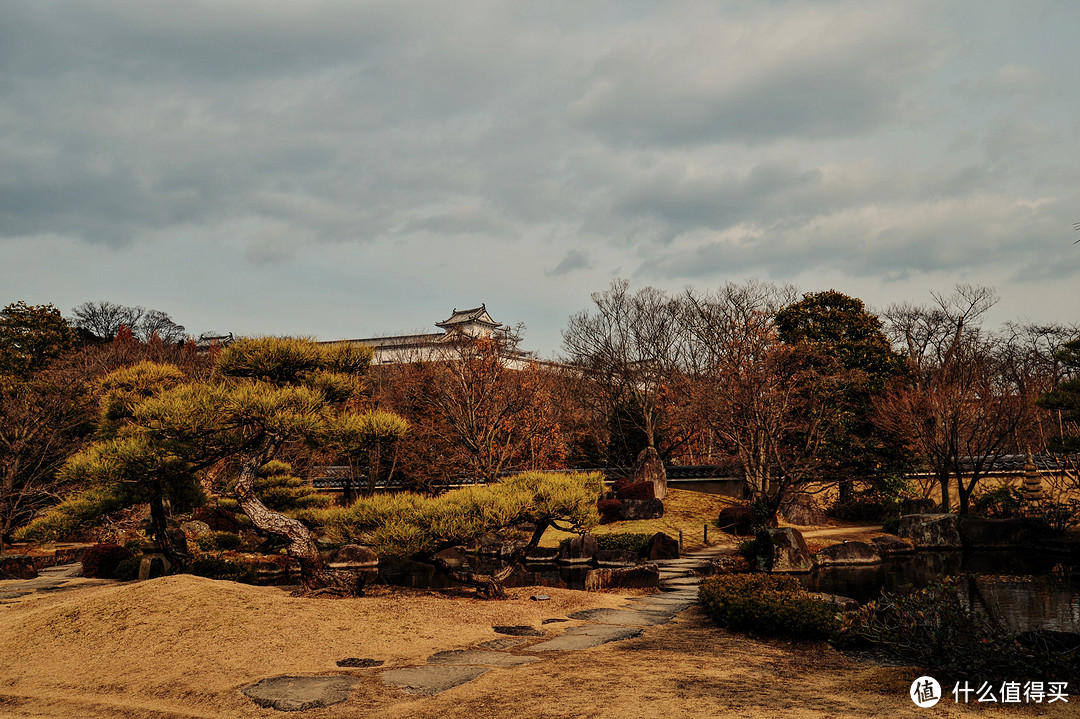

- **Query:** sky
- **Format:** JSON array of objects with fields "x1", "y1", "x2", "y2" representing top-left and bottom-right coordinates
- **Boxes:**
[{"x1": 2, "y1": 1, "x2": 1078, "y2": 357}]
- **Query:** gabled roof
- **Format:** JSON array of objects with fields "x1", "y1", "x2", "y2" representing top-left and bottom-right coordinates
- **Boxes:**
[{"x1": 435, "y1": 304, "x2": 501, "y2": 331}]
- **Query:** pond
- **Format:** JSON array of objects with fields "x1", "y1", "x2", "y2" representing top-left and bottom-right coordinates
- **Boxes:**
[{"x1": 800, "y1": 549, "x2": 1080, "y2": 633}]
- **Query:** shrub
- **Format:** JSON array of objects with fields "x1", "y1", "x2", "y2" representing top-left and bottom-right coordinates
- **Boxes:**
[
  {"x1": 80, "y1": 542, "x2": 135, "y2": 579},
  {"x1": 735, "y1": 537, "x2": 759, "y2": 563},
  {"x1": 190, "y1": 556, "x2": 256, "y2": 583},
  {"x1": 595, "y1": 532, "x2": 654, "y2": 554},
  {"x1": 974, "y1": 485, "x2": 1027, "y2": 519},
  {"x1": 1031, "y1": 500, "x2": 1080, "y2": 532},
  {"x1": 835, "y1": 576, "x2": 1077, "y2": 681},
  {"x1": 881, "y1": 515, "x2": 901, "y2": 535},
  {"x1": 195, "y1": 531, "x2": 242, "y2": 552},
  {"x1": 615, "y1": 480, "x2": 654, "y2": 501},
  {"x1": 698, "y1": 573, "x2": 838, "y2": 640},
  {"x1": 597, "y1": 499, "x2": 624, "y2": 524},
  {"x1": 716, "y1": 505, "x2": 755, "y2": 535},
  {"x1": 827, "y1": 496, "x2": 888, "y2": 522},
  {"x1": 114, "y1": 556, "x2": 142, "y2": 581}
]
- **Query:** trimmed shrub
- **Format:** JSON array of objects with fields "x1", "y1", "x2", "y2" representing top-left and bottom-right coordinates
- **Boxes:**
[
  {"x1": 698, "y1": 573, "x2": 838, "y2": 640},
  {"x1": 716, "y1": 505, "x2": 755, "y2": 535},
  {"x1": 881, "y1": 515, "x2": 901, "y2": 535},
  {"x1": 597, "y1": 499, "x2": 624, "y2": 524},
  {"x1": 190, "y1": 556, "x2": 256, "y2": 583},
  {"x1": 195, "y1": 531, "x2": 242, "y2": 552},
  {"x1": 595, "y1": 532, "x2": 654, "y2": 555},
  {"x1": 114, "y1": 556, "x2": 142, "y2": 582},
  {"x1": 80, "y1": 542, "x2": 135, "y2": 579},
  {"x1": 615, "y1": 480, "x2": 654, "y2": 501}
]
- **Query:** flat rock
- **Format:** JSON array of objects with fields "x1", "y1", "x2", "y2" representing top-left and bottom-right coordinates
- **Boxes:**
[
  {"x1": 477, "y1": 637, "x2": 529, "y2": 650},
  {"x1": 427, "y1": 650, "x2": 540, "y2": 666},
  {"x1": 659, "y1": 576, "x2": 702, "y2": 587},
  {"x1": 567, "y1": 608, "x2": 671, "y2": 626},
  {"x1": 382, "y1": 665, "x2": 490, "y2": 695},
  {"x1": 492, "y1": 625, "x2": 544, "y2": 636},
  {"x1": 528, "y1": 625, "x2": 643, "y2": 652},
  {"x1": 242, "y1": 675, "x2": 358, "y2": 712},
  {"x1": 335, "y1": 658, "x2": 383, "y2": 668},
  {"x1": 814, "y1": 541, "x2": 881, "y2": 566}
]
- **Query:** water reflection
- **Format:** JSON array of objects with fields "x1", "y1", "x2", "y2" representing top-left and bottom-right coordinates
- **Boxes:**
[
  {"x1": 801, "y1": 550, "x2": 1080, "y2": 633},
  {"x1": 376, "y1": 556, "x2": 590, "y2": 591}
]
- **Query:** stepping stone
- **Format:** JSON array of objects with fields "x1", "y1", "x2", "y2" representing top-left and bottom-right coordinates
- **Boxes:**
[
  {"x1": 382, "y1": 665, "x2": 490, "y2": 695},
  {"x1": 542, "y1": 618, "x2": 569, "y2": 624},
  {"x1": 492, "y1": 625, "x2": 544, "y2": 636},
  {"x1": 336, "y1": 657, "x2": 383, "y2": 668},
  {"x1": 626, "y1": 598, "x2": 692, "y2": 613},
  {"x1": 659, "y1": 577, "x2": 702, "y2": 587},
  {"x1": 242, "y1": 675, "x2": 358, "y2": 711},
  {"x1": 567, "y1": 608, "x2": 671, "y2": 626},
  {"x1": 477, "y1": 637, "x2": 529, "y2": 650},
  {"x1": 427, "y1": 650, "x2": 540, "y2": 666},
  {"x1": 527, "y1": 625, "x2": 643, "y2": 652}
]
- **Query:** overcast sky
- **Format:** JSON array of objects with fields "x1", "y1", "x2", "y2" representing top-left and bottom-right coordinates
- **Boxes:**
[{"x1": 3, "y1": 1, "x2": 1078, "y2": 356}]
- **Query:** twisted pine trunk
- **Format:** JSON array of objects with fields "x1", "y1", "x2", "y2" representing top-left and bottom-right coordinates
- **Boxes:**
[{"x1": 235, "y1": 458, "x2": 362, "y2": 596}]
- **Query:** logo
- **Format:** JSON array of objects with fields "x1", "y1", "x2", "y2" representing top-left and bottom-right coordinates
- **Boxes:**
[{"x1": 911, "y1": 676, "x2": 941, "y2": 708}]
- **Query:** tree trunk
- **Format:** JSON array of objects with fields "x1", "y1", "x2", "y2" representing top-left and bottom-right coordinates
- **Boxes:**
[
  {"x1": 149, "y1": 494, "x2": 190, "y2": 572},
  {"x1": 235, "y1": 458, "x2": 362, "y2": 596},
  {"x1": 429, "y1": 553, "x2": 516, "y2": 600},
  {"x1": 937, "y1": 473, "x2": 950, "y2": 513}
]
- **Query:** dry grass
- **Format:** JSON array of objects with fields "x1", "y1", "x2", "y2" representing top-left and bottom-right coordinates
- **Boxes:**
[
  {"x1": 541, "y1": 488, "x2": 741, "y2": 551},
  {"x1": 0, "y1": 574, "x2": 1059, "y2": 719}
]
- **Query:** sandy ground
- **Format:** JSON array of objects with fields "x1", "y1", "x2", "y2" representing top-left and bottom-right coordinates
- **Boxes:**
[{"x1": 2, "y1": 574, "x2": 1075, "y2": 719}]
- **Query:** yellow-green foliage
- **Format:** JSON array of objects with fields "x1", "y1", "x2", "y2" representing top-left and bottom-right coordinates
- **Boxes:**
[
  {"x1": 305, "y1": 471, "x2": 603, "y2": 556},
  {"x1": 217, "y1": 337, "x2": 372, "y2": 402},
  {"x1": 14, "y1": 488, "x2": 128, "y2": 542},
  {"x1": 219, "y1": 461, "x2": 330, "y2": 514},
  {"x1": 699, "y1": 573, "x2": 839, "y2": 640},
  {"x1": 97, "y1": 361, "x2": 186, "y2": 437}
]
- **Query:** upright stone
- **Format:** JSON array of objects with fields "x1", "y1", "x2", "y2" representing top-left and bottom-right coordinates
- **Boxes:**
[
  {"x1": 631, "y1": 446, "x2": 667, "y2": 501},
  {"x1": 558, "y1": 532, "x2": 598, "y2": 564},
  {"x1": 781, "y1": 493, "x2": 826, "y2": 526},
  {"x1": 756, "y1": 527, "x2": 814, "y2": 573},
  {"x1": 644, "y1": 532, "x2": 679, "y2": 560}
]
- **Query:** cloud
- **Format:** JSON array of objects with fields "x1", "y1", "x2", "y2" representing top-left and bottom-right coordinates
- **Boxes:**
[
  {"x1": 567, "y1": 2, "x2": 946, "y2": 146},
  {"x1": 546, "y1": 249, "x2": 593, "y2": 277}
]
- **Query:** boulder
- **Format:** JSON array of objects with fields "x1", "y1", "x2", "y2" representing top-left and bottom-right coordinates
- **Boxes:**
[
  {"x1": 781, "y1": 493, "x2": 827, "y2": 526},
  {"x1": 621, "y1": 498, "x2": 664, "y2": 520},
  {"x1": 644, "y1": 532, "x2": 680, "y2": 560},
  {"x1": 594, "y1": 549, "x2": 640, "y2": 567},
  {"x1": 584, "y1": 564, "x2": 660, "y2": 591},
  {"x1": 897, "y1": 514, "x2": 962, "y2": 549},
  {"x1": 180, "y1": 520, "x2": 211, "y2": 539},
  {"x1": 756, "y1": 527, "x2": 815, "y2": 573},
  {"x1": 432, "y1": 547, "x2": 469, "y2": 570},
  {"x1": 871, "y1": 534, "x2": 915, "y2": 555},
  {"x1": 630, "y1": 446, "x2": 667, "y2": 501},
  {"x1": 814, "y1": 541, "x2": 881, "y2": 566},
  {"x1": 716, "y1": 506, "x2": 755, "y2": 536},
  {"x1": 558, "y1": 532, "x2": 598, "y2": 564},
  {"x1": 0, "y1": 555, "x2": 38, "y2": 580},
  {"x1": 807, "y1": 592, "x2": 860, "y2": 612},
  {"x1": 956, "y1": 516, "x2": 1052, "y2": 548},
  {"x1": 328, "y1": 544, "x2": 379, "y2": 568}
]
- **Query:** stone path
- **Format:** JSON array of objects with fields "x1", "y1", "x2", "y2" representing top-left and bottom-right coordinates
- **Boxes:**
[
  {"x1": 0, "y1": 564, "x2": 108, "y2": 602},
  {"x1": 369, "y1": 560, "x2": 716, "y2": 700}
]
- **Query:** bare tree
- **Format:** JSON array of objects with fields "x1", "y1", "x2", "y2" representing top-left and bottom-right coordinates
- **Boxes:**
[
  {"x1": 876, "y1": 286, "x2": 1031, "y2": 513},
  {"x1": 681, "y1": 281, "x2": 843, "y2": 519},
  {"x1": 137, "y1": 309, "x2": 186, "y2": 344},
  {"x1": 71, "y1": 301, "x2": 144, "y2": 341},
  {"x1": 561, "y1": 279, "x2": 691, "y2": 467}
]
